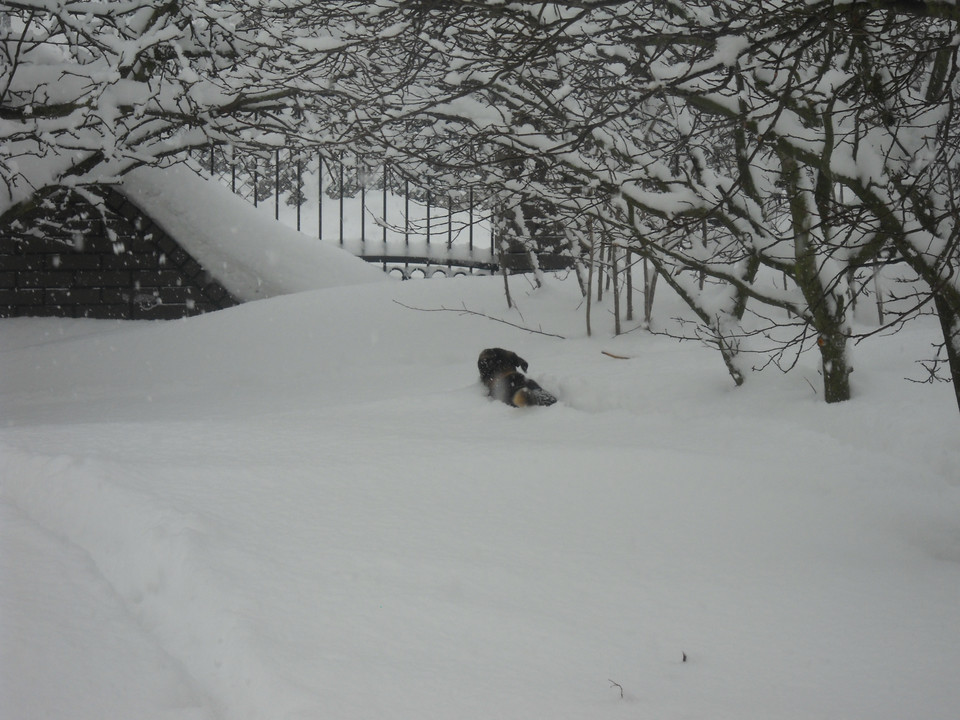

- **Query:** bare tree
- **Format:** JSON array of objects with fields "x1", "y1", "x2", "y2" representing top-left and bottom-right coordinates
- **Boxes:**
[
  {"x1": 6, "y1": 0, "x2": 960, "y2": 410},
  {"x1": 362, "y1": 0, "x2": 960, "y2": 406},
  {"x1": 0, "y1": 1, "x2": 384, "y2": 224}
]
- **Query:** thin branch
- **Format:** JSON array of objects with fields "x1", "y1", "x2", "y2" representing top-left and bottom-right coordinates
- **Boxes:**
[{"x1": 392, "y1": 300, "x2": 566, "y2": 339}]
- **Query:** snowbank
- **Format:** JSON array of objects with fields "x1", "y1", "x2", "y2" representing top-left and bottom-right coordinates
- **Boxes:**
[
  {"x1": 2, "y1": 274, "x2": 959, "y2": 720},
  {"x1": 121, "y1": 165, "x2": 387, "y2": 301}
]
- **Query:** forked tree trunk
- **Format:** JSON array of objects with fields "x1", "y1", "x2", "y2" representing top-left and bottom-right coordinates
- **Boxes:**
[{"x1": 780, "y1": 145, "x2": 852, "y2": 403}]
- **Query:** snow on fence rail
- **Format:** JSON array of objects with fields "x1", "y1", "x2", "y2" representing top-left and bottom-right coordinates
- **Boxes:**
[{"x1": 197, "y1": 146, "x2": 517, "y2": 278}]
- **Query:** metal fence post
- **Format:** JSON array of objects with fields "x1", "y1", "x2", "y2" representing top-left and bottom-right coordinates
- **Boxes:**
[
  {"x1": 296, "y1": 156, "x2": 302, "y2": 232},
  {"x1": 426, "y1": 190, "x2": 432, "y2": 246},
  {"x1": 490, "y1": 209, "x2": 495, "y2": 255},
  {"x1": 274, "y1": 148, "x2": 280, "y2": 221},
  {"x1": 360, "y1": 157, "x2": 366, "y2": 245},
  {"x1": 447, "y1": 195, "x2": 453, "y2": 248},
  {"x1": 404, "y1": 178, "x2": 410, "y2": 247},
  {"x1": 318, "y1": 154, "x2": 323, "y2": 240},
  {"x1": 382, "y1": 164, "x2": 388, "y2": 245},
  {"x1": 469, "y1": 187, "x2": 474, "y2": 252}
]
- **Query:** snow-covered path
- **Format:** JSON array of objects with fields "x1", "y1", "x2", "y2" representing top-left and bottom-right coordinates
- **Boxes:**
[{"x1": 2, "y1": 274, "x2": 959, "y2": 719}]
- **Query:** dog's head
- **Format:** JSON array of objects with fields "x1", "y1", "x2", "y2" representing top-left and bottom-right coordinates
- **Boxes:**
[{"x1": 478, "y1": 348, "x2": 529, "y2": 382}]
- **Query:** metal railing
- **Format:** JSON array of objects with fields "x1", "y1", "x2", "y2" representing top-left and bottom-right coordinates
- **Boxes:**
[{"x1": 198, "y1": 146, "x2": 508, "y2": 277}]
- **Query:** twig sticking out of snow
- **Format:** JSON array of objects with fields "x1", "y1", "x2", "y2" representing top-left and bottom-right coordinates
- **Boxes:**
[
  {"x1": 608, "y1": 679, "x2": 624, "y2": 699},
  {"x1": 392, "y1": 300, "x2": 566, "y2": 339}
]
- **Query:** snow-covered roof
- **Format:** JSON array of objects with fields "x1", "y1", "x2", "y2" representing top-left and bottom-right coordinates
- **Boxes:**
[{"x1": 120, "y1": 164, "x2": 387, "y2": 302}]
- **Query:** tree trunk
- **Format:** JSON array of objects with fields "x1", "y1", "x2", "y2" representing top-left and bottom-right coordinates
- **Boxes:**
[
  {"x1": 644, "y1": 254, "x2": 746, "y2": 387},
  {"x1": 596, "y1": 236, "x2": 604, "y2": 303},
  {"x1": 500, "y1": 254, "x2": 513, "y2": 309},
  {"x1": 612, "y1": 243, "x2": 621, "y2": 335},
  {"x1": 494, "y1": 214, "x2": 513, "y2": 309},
  {"x1": 643, "y1": 256, "x2": 658, "y2": 325},
  {"x1": 780, "y1": 144, "x2": 852, "y2": 403},
  {"x1": 934, "y1": 293, "x2": 960, "y2": 415},
  {"x1": 817, "y1": 330, "x2": 852, "y2": 403},
  {"x1": 586, "y1": 218, "x2": 596, "y2": 337}
]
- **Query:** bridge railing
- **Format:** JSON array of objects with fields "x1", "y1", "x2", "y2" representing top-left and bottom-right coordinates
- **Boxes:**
[
  {"x1": 195, "y1": 146, "x2": 572, "y2": 277},
  {"x1": 197, "y1": 147, "x2": 491, "y2": 270}
]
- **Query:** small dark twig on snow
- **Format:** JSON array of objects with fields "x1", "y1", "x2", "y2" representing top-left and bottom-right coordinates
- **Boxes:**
[{"x1": 608, "y1": 679, "x2": 624, "y2": 699}]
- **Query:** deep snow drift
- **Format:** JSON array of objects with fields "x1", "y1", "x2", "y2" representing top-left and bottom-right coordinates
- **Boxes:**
[
  {"x1": 122, "y1": 165, "x2": 388, "y2": 301},
  {"x1": 2, "y1": 265, "x2": 959, "y2": 720}
]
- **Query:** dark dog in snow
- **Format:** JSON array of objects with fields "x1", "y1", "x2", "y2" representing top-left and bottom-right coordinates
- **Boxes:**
[{"x1": 477, "y1": 348, "x2": 557, "y2": 407}]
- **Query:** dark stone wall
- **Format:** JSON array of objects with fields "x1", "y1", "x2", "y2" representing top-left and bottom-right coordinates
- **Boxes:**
[{"x1": 0, "y1": 187, "x2": 239, "y2": 319}]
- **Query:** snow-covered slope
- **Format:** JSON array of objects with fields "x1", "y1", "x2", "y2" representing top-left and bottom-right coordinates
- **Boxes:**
[
  {"x1": 1, "y1": 274, "x2": 959, "y2": 720},
  {"x1": 121, "y1": 165, "x2": 387, "y2": 301}
]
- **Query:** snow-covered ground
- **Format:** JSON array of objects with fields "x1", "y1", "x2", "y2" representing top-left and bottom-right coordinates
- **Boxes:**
[{"x1": 2, "y1": 252, "x2": 959, "y2": 719}]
